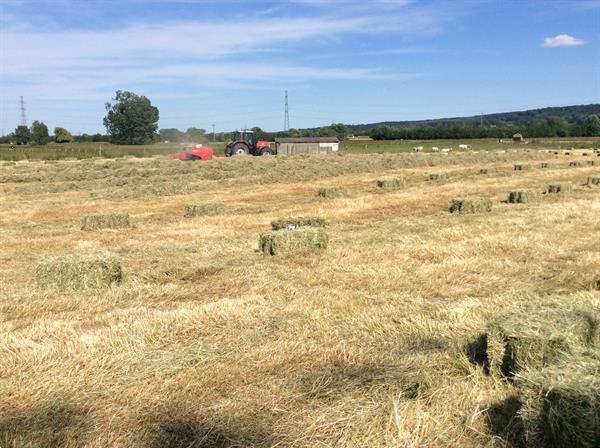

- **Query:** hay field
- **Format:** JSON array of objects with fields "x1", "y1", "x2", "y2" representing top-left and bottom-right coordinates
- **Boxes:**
[{"x1": 1, "y1": 149, "x2": 599, "y2": 447}]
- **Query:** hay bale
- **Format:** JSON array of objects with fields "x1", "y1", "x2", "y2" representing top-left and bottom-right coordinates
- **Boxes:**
[
  {"x1": 183, "y1": 203, "x2": 225, "y2": 217},
  {"x1": 547, "y1": 183, "x2": 572, "y2": 194},
  {"x1": 516, "y1": 360, "x2": 600, "y2": 448},
  {"x1": 587, "y1": 160, "x2": 596, "y2": 166},
  {"x1": 587, "y1": 177, "x2": 600, "y2": 186},
  {"x1": 540, "y1": 163, "x2": 549, "y2": 169},
  {"x1": 316, "y1": 187, "x2": 347, "y2": 198},
  {"x1": 479, "y1": 168, "x2": 497, "y2": 175},
  {"x1": 36, "y1": 252, "x2": 122, "y2": 290},
  {"x1": 449, "y1": 197, "x2": 492, "y2": 214},
  {"x1": 2, "y1": 161, "x2": 16, "y2": 166},
  {"x1": 569, "y1": 161, "x2": 582, "y2": 168},
  {"x1": 486, "y1": 304, "x2": 599, "y2": 379},
  {"x1": 271, "y1": 216, "x2": 326, "y2": 230},
  {"x1": 259, "y1": 228, "x2": 328, "y2": 256},
  {"x1": 514, "y1": 164, "x2": 532, "y2": 171},
  {"x1": 376, "y1": 178, "x2": 406, "y2": 190},
  {"x1": 81, "y1": 213, "x2": 131, "y2": 231},
  {"x1": 428, "y1": 172, "x2": 448, "y2": 182},
  {"x1": 507, "y1": 189, "x2": 542, "y2": 204}
]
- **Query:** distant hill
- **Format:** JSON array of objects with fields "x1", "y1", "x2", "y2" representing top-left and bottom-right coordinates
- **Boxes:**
[{"x1": 346, "y1": 104, "x2": 600, "y2": 133}]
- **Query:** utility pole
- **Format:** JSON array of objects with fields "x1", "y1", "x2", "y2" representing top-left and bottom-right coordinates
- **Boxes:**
[
  {"x1": 20, "y1": 96, "x2": 27, "y2": 127},
  {"x1": 212, "y1": 123, "x2": 215, "y2": 142},
  {"x1": 284, "y1": 90, "x2": 289, "y2": 131}
]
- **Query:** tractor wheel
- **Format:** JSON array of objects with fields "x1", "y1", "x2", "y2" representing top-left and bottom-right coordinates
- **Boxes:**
[
  {"x1": 232, "y1": 143, "x2": 248, "y2": 156},
  {"x1": 260, "y1": 148, "x2": 272, "y2": 156}
]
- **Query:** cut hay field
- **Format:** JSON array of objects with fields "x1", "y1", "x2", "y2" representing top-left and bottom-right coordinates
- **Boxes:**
[{"x1": 1, "y1": 148, "x2": 599, "y2": 447}]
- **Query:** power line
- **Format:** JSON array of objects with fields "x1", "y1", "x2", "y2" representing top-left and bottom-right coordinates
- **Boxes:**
[
  {"x1": 20, "y1": 96, "x2": 27, "y2": 127},
  {"x1": 284, "y1": 90, "x2": 289, "y2": 131}
]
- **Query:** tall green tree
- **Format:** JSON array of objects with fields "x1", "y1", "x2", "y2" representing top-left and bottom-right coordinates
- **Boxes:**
[
  {"x1": 54, "y1": 127, "x2": 73, "y2": 143},
  {"x1": 185, "y1": 127, "x2": 207, "y2": 143},
  {"x1": 14, "y1": 125, "x2": 31, "y2": 145},
  {"x1": 103, "y1": 90, "x2": 159, "y2": 144},
  {"x1": 584, "y1": 115, "x2": 600, "y2": 136},
  {"x1": 31, "y1": 121, "x2": 49, "y2": 145}
]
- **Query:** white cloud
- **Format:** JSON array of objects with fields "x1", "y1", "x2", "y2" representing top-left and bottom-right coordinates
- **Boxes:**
[{"x1": 542, "y1": 34, "x2": 586, "y2": 48}]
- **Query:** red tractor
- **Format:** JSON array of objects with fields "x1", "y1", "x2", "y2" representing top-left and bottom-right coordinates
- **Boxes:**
[
  {"x1": 172, "y1": 144, "x2": 214, "y2": 161},
  {"x1": 224, "y1": 130, "x2": 273, "y2": 156}
]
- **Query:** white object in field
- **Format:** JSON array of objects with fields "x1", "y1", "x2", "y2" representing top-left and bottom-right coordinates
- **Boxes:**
[
  {"x1": 413, "y1": 146, "x2": 423, "y2": 151},
  {"x1": 195, "y1": 144, "x2": 203, "y2": 148},
  {"x1": 431, "y1": 147, "x2": 440, "y2": 152},
  {"x1": 459, "y1": 144, "x2": 472, "y2": 150},
  {"x1": 441, "y1": 147, "x2": 452, "y2": 152}
]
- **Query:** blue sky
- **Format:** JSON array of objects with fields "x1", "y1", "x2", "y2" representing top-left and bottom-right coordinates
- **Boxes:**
[{"x1": 0, "y1": 0, "x2": 599, "y2": 134}]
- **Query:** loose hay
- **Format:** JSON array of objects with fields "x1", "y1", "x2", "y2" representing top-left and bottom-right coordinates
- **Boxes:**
[
  {"x1": 271, "y1": 216, "x2": 326, "y2": 230},
  {"x1": 486, "y1": 303, "x2": 599, "y2": 379},
  {"x1": 449, "y1": 197, "x2": 492, "y2": 214},
  {"x1": 316, "y1": 187, "x2": 347, "y2": 198},
  {"x1": 259, "y1": 228, "x2": 328, "y2": 256},
  {"x1": 547, "y1": 183, "x2": 572, "y2": 194},
  {"x1": 514, "y1": 164, "x2": 532, "y2": 171},
  {"x1": 183, "y1": 203, "x2": 226, "y2": 217},
  {"x1": 507, "y1": 190, "x2": 542, "y2": 204},
  {"x1": 516, "y1": 359, "x2": 600, "y2": 448},
  {"x1": 36, "y1": 252, "x2": 122, "y2": 290},
  {"x1": 81, "y1": 213, "x2": 131, "y2": 231},
  {"x1": 587, "y1": 177, "x2": 600, "y2": 186},
  {"x1": 376, "y1": 178, "x2": 406, "y2": 190}
]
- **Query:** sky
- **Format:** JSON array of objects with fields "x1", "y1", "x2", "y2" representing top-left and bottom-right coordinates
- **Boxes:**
[{"x1": 0, "y1": 0, "x2": 599, "y2": 134}]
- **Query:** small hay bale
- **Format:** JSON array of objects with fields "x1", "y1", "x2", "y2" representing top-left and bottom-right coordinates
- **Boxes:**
[
  {"x1": 486, "y1": 304, "x2": 599, "y2": 379},
  {"x1": 569, "y1": 161, "x2": 582, "y2": 168},
  {"x1": 516, "y1": 360, "x2": 600, "y2": 448},
  {"x1": 507, "y1": 190, "x2": 542, "y2": 204},
  {"x1": 271, "y1": 216, "x2": 326, "y2": 230},
  {"x1": 540, "y1": 163, "x2": 549, "y2": 169},
  {"x1": 81, "y1": 213, "x2": 131, "y2": 231},
  {"x1": 316, "y1": 187, "x2": 347, "y2": 198},
  {"x1": 2, "y1": 161, "x2": 16, "y2": 166},
  {"x1": 183, "y1": 203, "x2": 225, "y2": 217},
  {"x1": 547, "y1": 183, "x2": 572, "y2": 194},
  {"x1": 376, "y1": 178, "x2": 406, "y2": 190},
  {"x1": 514, "y1": 164, "x2": 532, "y2": 171},
  {"x1": 259, "y1": 228, "x2": 328, "y2": 256},
  {"x1": 478, "y1": 168, "x2": 496, "y2": 175},
  {"x1": 428, "y1": 172, "x2": 448, "y2": 182},
  {"x1": 587, "y1": 160, "x2": 596, "y2": 166},
  {"x1": 449, "y1": 197, "x2": 492, "y2": 214},
  {"x1": 36, "y1": 252, "x2": 122, "y2": 290},
  {"x1": 587, "y1": 176, "x2": 600, "y2": 186}
]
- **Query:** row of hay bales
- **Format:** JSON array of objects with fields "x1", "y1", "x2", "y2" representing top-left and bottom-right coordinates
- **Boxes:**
[{"x1": 476, "y1": 299, "x2": 600, "y2": 447}]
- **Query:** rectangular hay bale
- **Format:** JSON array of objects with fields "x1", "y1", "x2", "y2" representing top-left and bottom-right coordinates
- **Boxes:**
[
  {"x1": 516, "y1": 360, "x2": 600, "y2": 448},
  {"x1": 486, "y1": 304, "x2": 599, "y2": 379},
  {"x1": 184, "y1": 203, "x2": 225, "y2": 217},
  {"x1": 428, "y1": 172, "x2": 448, "y2": 182},
  {"x1": 479, "y1": 168, "x2": 497, "y2": 175},
  {"x1": 81, "y1": 213, "x2": 131, "y2": 231},
  {"x1": 316, "y1": 187, "x2": 347, "y2": 198},
  {"x1": 507, "y1": 189, "x2": 542, "y2": 204},
  {"x1": 514, "y1": 164, "x2": 532, "y2": 171},
  {"x1": 569, "y1": 161, "x2": 582, "y2": 167},
  {"x1": 547, "y1": 183, "x2": 572, "y2": 194},
  {"x1": 259, "y1": 228, "x2": 328, "y2": 256},
  {"x1": 587, "y1": 176, "x2": 600, "y2": 186},
  {"x1": 376, "y1": 178, "x2": 406, "y2": 190},
  {"x1": 449, "y1": 197, "x2": 492, "y2": 214},
  {"x1": 540, "y1": 163, "x2": 549, "y2": 169},
  {"x1": 36, "y1": 252, "x2": 122, "y2": 290},
  {"x1": 271, "y1": 216, "x2": 326, "y2": 230}
]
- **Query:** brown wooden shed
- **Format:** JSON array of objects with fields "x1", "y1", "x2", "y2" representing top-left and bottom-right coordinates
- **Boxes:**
[{"x1": 274, "y1": 137, "x2": 339, "y2": 156}]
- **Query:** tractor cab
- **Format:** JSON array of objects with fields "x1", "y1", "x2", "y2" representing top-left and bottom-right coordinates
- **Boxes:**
[
  {"x1": 225, "y1": 129, "x2": 273, "y2": 157},
  {"x1": 233, "y1": 130, "x2": 254, "y2": 147}
]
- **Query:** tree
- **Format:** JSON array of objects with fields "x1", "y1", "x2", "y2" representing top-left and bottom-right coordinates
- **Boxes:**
[
  {"x1": 185, "y1": 127, "x2": 207, "y2": 143},
  {"x1": 584, "y1": 115, "x2": 600, "y2": 137},
  {"x1": 14, "y1": 125, "x2": 31, "y2": 145},
  {"x1": 54, "y1": 127, "x2": 73, "y2": 143},
  {"x1": 103, "y1": 90, "x2": 159, "y2": 144},
  {"x1": 31, "y1": 121, "x2": 49, "y2": 145}
]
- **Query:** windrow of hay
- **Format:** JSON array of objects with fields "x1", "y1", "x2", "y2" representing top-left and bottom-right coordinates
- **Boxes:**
[
  {"x1": 259, "y1": 228, "x2": 328, "y2": 256},
  {"x1": 514, "y1": 164, "x2": 532, "y2": 171},
  {"x1": 507, "y1": 189, "x2": 543, "y2": 204},
  {"x1": 449, "y1": 197, "x2": 492, "y2": 214},
  {"x1": 515, "y1": 357, "x2": 600, "y2": 448},
  {"x1": 271, "y1": 216, "x2": 327, "y2": 230},
  {"x1": 428, "y1": 172, "x2": 448, "y2": 182},
  {"x1": 376, "y1": 178, "x2": 406, "y2": 190},
  {"x1": 36, "y1": 252, "x2": 122, "y2": 290},
  {"x1": 316, "y1": 187, "x2": 347, "y2": 198},
  {"x1": 81, "y1": 213, "x2": 131, "y2": 231},
  {"x1": 183, "y1": 203, "x2": 226, "y2": 217},
  {"x1": 486, "y1": 302, "x2": 599, "y2": 379},
  {"x1": 587, "y1": 176, "x2": 600, "y2": 186},
  {"x1": 547, "y1": 183, "x2": 572, "y2": 194}
]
